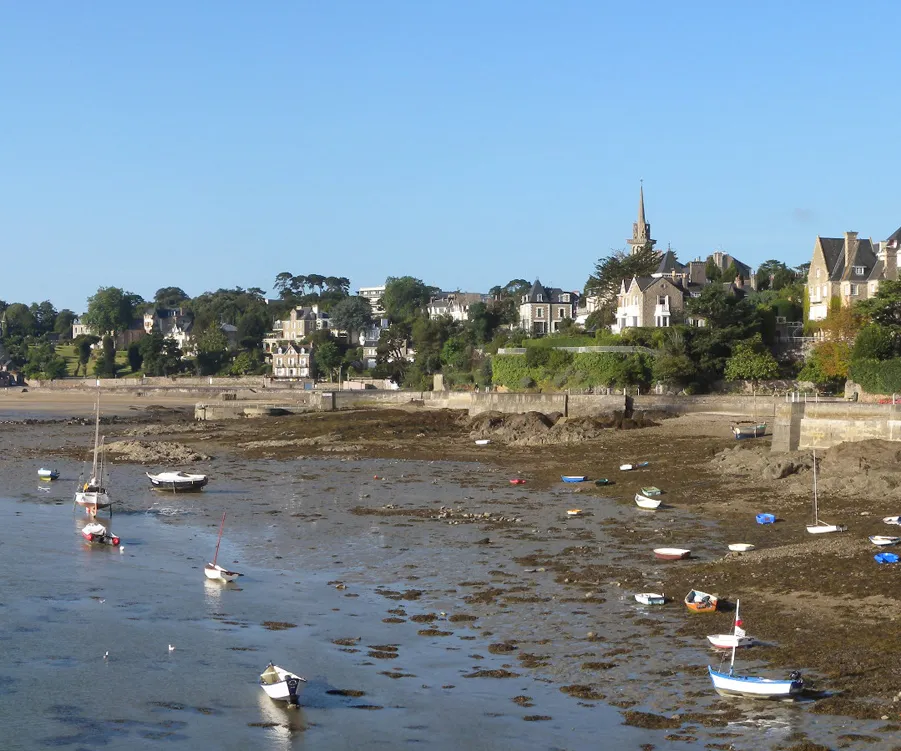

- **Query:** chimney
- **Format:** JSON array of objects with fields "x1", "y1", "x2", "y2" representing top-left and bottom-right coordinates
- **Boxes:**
[
  {"x1": 844, "y1": 231, "x2": 859, "y2": 269},
  {"x1": 878, "y1": 240, "x2": 898, "y2": 281}
]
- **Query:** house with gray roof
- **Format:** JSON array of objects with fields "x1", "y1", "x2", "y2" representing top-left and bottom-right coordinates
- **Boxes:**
[
  {"x1": 806, "y1": 231, "x2": 898, "y2": 322},
  {"x1": 519, "y1": 280, "x2": 579, "y2": 335}
]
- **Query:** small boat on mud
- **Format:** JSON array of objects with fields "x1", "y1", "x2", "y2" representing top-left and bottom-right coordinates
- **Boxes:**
[
  {"x1": 685, "y1": 589, "x2": 718, "y2": 612},
  {"x1": 806, "y1": 451, "x2": 845, "y2": 534},
  {"x1": 883, "y1": 516, "x2": 901, "y2": 526},
  {"x1": 707, "y1": 600, "x2": 755, "y2": 648},
  {"x1": 561, "y1": 475, "x2": 586, "y2": 483},
  {"x1": 474, "y1": 439, "x2": 491, "y2": 446},
  {"x1": 566, "y1": 508, "x2": 583, "y2": 517},
  {"x1": 38, "y1": 468, "x2": 60, "y2": 481},
  {"x1": 204, "y1": 512, "x2": 243, "y2": 582},
  {"x1": 619, "y1": 464, "x2": 634, "y2": 471},
  {"x1": 641, "y1": 486, "x2": 661, "y2": 496},
  {"x1": 635, "y1": 493, "x2": 662, "y2": 510},
  {"x1": 709, "y1": 599, "x2": 803, "y2": 699},
  {"x1": 654, "y1": 547, "x2": 691, "y2": 561},
  {"x1": 509, "y1": 478, "x2": 526, "y2": 485},
  {"x1": 731, "y1": 422, "x2": 767, "y2": 439},
  {"x1": 594, "y1": 478, "x2": 612, "y2": 486},
  {"x1": 634, "y1": 592, "x2": 666, "y2": 606},
  {"x1": 259, "y1": 662, "x2": 306, "y2": 705},
  {"x1": 147, "y1": 471, "x2": 209, "y2": 492},
  {"x1": 81, "y1": 522, "x2": 120, "y2": 547},
  {"x1": 728, "y1": 543, "x2": 756, "y2": 553},
  {"x1": 869, "y1": 536, "x2": 900, "y2": 546}
]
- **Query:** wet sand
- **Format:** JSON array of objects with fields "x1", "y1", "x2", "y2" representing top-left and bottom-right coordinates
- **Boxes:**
[{"x1": 3, "y1": 393, "x2": 901, "y2": 749}]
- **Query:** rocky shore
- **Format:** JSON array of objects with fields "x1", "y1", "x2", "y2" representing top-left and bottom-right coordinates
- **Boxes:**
[{"x1": 5, "y1": 394, "x2": 901, "y2": 748}]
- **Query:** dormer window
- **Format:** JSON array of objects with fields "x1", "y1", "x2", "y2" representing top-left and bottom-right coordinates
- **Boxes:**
[
  {"x1": 854, "y1": 266, "x2": 865, "y2": 275},
  {"x1": 536, "y1": 294, "x2": 543, "y2": 302},
  {"x1": 560, "y1": 294, "x2": 570, "y2": 302}
]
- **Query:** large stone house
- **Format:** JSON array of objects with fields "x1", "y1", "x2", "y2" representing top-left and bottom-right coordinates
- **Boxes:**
[
  {"x1": 427, "y1": 292, "x2": 489, "y2": 322},
  {"x1": 519, "y1": 280, "x2": 579, "y2": 335},
  {"x1": 807, "y1": 231, "x2": 898, "y2": 322},
  {"x1": 612, "y1": 276, "x2": 685, "y2": 333},
  {"x1": 357, "y1": 285, "x2": 386, "y2": 317},
  {"x1": 263, "y1": 305, "x2": 330, "y2": 355},
  {"x1": 270, "y1": 341, "x2": 312, "y2": 378}
]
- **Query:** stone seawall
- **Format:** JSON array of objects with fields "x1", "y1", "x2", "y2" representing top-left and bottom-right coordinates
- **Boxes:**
[{"x1": 771, "y1": 401, "x2": 901, "y2": 451}]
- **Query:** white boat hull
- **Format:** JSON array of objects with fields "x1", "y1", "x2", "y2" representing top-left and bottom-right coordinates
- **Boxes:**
[
  {"x1": 635, "y1": 593, "x2": 665, "y2": 605},
  {"x1": 806, "y1": 523, "x2": 844, "y2": 534},
  {"x1": 708, "y1": 666, "x2": 802, "y2": 698},
  {"x1": 635, "y1": 493, "x2": 661, "y2": 509},
  {"x1": 260, "y1": 663, "x2": 306, "y2": 704},
  {"x1": 204, "y1": 563, "x2": 242, "y2": 582},
  {"x1": 870, "y1": 536, "x2": 900, "y2": 546},
  {"x1": 147, "y1": 472, "x2": 208, "y2": 492},
  {"x1": 728, "y1": 543, "x2": 756, "y2": 552},
  {"x1": 74, "y1": 491, "x2": 111, "y2": 510},
  {"x1": 707, "y1": 634, "x2": 755, "y2": 649}
]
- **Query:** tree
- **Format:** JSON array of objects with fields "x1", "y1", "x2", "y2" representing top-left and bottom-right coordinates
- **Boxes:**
[
  {"x1": 54, "y1": 309, "x2": 77, "y2": 341},
  {"x1": 83, "y1": 287, "x2": 143, "y2": 335},
  {"x1": 4, "y1": 303, "x2": 36, "y2": 337},
  {"x1": 31, "y1": 300, "x2": 57, "y2": 334},
  {"x1": 154, "y1": 287, "x2": 190, "y2": 308},
  {"x1": 139, "y1": 334, "x2": 182, "y2": 376},
  {"x1": 313, "y1": 339, "x2": 343, "y2": 380},
  {"x1": 799, "y1": 341, "x2": 850, "y2": 386},
  {"x1": 756, "y1": 260, "x2": 797, "y2": 291},
  {"x1": 584, "y1": 245, "x2": 660, "y2": 320},
  {"x1": 23, "y1": 342, "x2": 67, "y2": 380},
  {"x1": 376, "y1": 322, "x2": 413, "y2": 382},
  {"x1": 273, "y1": 272, "x2": 294, "y2": 297},
  {"x1": 192, "y1": 326, "x2": 230, "y2": 375},
  {"x1": 381, "y1": 276, "x2": 438, "y2": 323},
  {"x1": 467, "y1": 302, "x2": 504, "y2": 344},
  {"x1": 93, "y1": 335, "x2": 118, "y2": 377},
  {"x1": 851, "y1": 323, "x2": 897, "y2": 362},
  {"x1": 724, "y1": 334, "x2": 780, "y2": 383},
  {"x1": 127, "y1": 341, "x2": 144, "y2": 373},
  {"x1": 857, "y1": 280, "x2": 901, "y2": 328},
  {"x1": 73, "y1": 334, "x2": 100, "y2": 376},
  {"x1": 329, "y1": 296, "x2": 373, "y2": 342},
  {"x1": 236, "y1": 309, "x2": 269, "y2": 351}
]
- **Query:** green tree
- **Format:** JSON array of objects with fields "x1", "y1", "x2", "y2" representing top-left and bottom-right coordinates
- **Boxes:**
[
  {"x1": 73, "y1": 334, "x2": 100, "y2": 376},
  {"x1": 153, "y1": 287, "x2": 190, "y2": 308},
  {"x1": 236, "y1": 309, "x2": 269, "y2": 351},
  {"x1": 381, "y1": 277, "x2": 438, "y2": 323},
  {"x1": 139, "y1": 333, "x2": 182, "y2": 376},
  {"x1": 83, "y1": 287, "x2": 143, "y2": 336},
  {"x1": 376, "y1": 322, "x2": 413, "y2": 382},
  {"x1": 724, "y1": 334, "x2": 780, "y2": 382},
  {"x1": 126, "y1": 341, "x2": 144, "y2": 373},
  {"x1": 23, "y1": 342, "x2": 67, "y2": 380},
  {"x1": 54, "y1": 309, "x2": 78, "y2": 341},
  {"x1": 93, "y1": 335, "x2": 118, "y2": 377},
  {"x1": 851, "y1": 323, "x2": 897, "y2": 362},
  {"x1": 4, "y1": 303, "x2": 36, "y2": 337},
  {"x1": 584, "y1": 245, "x2": 660, "y2": 321},
  {"x1": 329, "y1": 296, "x2": 373, "y2": 341},
  {"x1": 756, "y1": 260, "x2": 797, "y2": 291},
  {"x1": 857, "y1": 280, "x2": 901, "y2": 327},
  {"x1": 193, "y1": 326, "x2": 230, "y2": 375},
  {"x1": 313, "y1": 339, "x2": 343, "y2": 380},
  {"x1": 230, "y1": 349, "x2": 263, "y2": 375}
]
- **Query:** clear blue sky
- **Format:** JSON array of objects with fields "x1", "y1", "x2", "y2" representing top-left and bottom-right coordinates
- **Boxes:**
[{"x1": 2, "y1": 1, "x2": 900, "y2": 313}]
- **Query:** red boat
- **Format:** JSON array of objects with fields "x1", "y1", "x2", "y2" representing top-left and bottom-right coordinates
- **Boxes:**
[
  {"x1": 81, "y1": 522, "x2": 120, "y2": 547},
  {"x1": 510, "y1": 479, "x2": 526, "y2": 485}
]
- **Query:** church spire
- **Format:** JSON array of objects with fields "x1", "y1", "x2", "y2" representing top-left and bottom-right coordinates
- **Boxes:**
[{"x1": 628, "y1": 181, "x2": 655, "y2": 255}]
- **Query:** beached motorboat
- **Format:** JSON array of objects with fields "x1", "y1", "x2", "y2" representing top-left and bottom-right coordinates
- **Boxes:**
[
  {"x1": 634, "y1": 592, "x2": 666, "y2": 605},
  {"x1": 146, "y1": 471, "x2": 209, "y2": 492},
  {"x1": 562, "y1": 475, "x2": 586, "y2": 483},
  {"x1": 883, "y1": 516, "x2": 901, "y2": 526},
  {"x1": 74, "y1": 397, "x2": 111, "y2": 516},
  {"x1": 259, "y1": 662, "x2": 306, "y2": 704},
  {"x1": 869, "y1": 536, "x2": 900, "y2": 546},
  {"x1": 709, "y1": 599, "x2": 803, "y2": 699},
  {"x1": 731, "y1": 422, "x2": 767, "y2": 440},
  {"x1": 38, "y1": 468, "x2": 60, "y2": 481},
  {"x1": 728, "y1": 543, "x2": 756, "y2": 553},
  {"x1": 641, "y1": 486, "x2": 661, "y2": 496},
  {"x1": 204, "y1": 512, "x2": 243, "y2": 582},
  {"x1": 654, "y1": 547, "x2": 691, "y2": 561},
  {"x1": 81, "y1": 522, "x2": 120, "y2": 547},
  {"x1": 685, "y1": 589, "x2": 718, "y2": 612},
  {"x1": 806, "y1": 450, "x2": 845, "y2": 534},
  {"x1": 635, "y1": 493, "x2": 662, "y2": 510}
]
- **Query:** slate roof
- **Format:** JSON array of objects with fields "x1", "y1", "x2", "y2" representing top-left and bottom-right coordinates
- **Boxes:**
[
  {"x1": 887, "y1": 226, "x2": 901, "y2": 249},
  {"x1": 817, "y1": 236, "x2": 879, "y2": 282},
  {"x1": 523, "y1": 280, "x2": 578, "y2": 304},
  {"x1": 655, "y1": 250, "x2": 685, "y2": 275}
]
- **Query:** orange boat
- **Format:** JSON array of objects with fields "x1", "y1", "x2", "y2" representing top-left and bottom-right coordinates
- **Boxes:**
[
  {"x1": 510, "y1": 479, "x2": 526, "y2": 485},
  {"x1": 685, "y1": 589, "x2": 718, "y2": 613}
]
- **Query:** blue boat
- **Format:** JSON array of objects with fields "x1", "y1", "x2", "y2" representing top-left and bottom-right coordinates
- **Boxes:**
[
  {"x1": 561, "y1": 475, "x2": 586, "y2": 483},
  {"x1": 756, "y1": 513, "x2": 776, "y2": 524},
  {"x1": 875, "y1": 552, "x2": 899, "y2": 564}
]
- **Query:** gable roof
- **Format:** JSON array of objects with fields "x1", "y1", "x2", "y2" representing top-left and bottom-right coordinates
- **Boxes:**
[
  {"x1": 817, "y1": 235, "x2": 879, "y2": 282},
  {"x1": 523, "y1": 280, "x2": 578, "y2": 304},
  {"x1": 887, "y1": 226, "x2": 901, "y2": 249}
]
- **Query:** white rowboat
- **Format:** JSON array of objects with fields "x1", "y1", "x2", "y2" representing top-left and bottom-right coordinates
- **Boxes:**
[
  {"x1": 707, "y1": 633, "x2": 755, "y2": 649},
  {"x1": 869, "y1": 535, "x2": 901, "y2": 546},
  {"x1": 619, "y1": 464, "x2": 634, "y2": 471},
  {"x1": 474, "y1": 439, "x2": 491, "y2": 445},
  {"x1": 146, "y1": 471, "x2": 208, "y2": 492},
  {"x1": 259, "y1": 663, "x2": 306, "y2": 704},
  {"x1": 728, "y1": 543, "x2": 756, "y2": 553},
  {"x1": 634, "y1": 592, "x2": 666, "y2": 605},
  {"x1": 634, "y1": 493, "x2": 661, "y2": 509},
  {"x1": 883, "y1": 516, "x2": 901, "y2": 526}
]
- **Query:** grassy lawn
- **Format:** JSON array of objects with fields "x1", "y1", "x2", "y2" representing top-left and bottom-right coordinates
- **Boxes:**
[{"x1": 53, "y1": 343, "x2": 136, "y2": 378}]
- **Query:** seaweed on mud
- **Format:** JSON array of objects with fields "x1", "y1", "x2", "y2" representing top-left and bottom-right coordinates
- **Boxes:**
[
  {"x1": 621, "y1": 710, "x2": 681, "y2": 729},
  {"x1": 382, "y1": 617, "x2": 406, "y2": 623},
  {"x1": 380, "y1": 671, "x2": 416, "y2": 679},
  {"x1": 512, "y1": 696, "x2": 533, "y2": 707},
  {"x1": 261, "y1": 621, "x2": 297, "y2": 631},
  {"x1": 417, "y1": 629, "x2": 453, "y2": 637},
  {"x1": 463, "y1": 669, "x2": 520, "y2": 679},
  {"x1": 448, "y1": 613, "x2": 477, "y2": 622},
  {"x1": 326, "y1": 689, "x2": 366, "y2": 697},
  {"x1": 410, "y1": 614, "x2": 437, "y2": 623},
  {"x1": 522, "y1": 715, "x2": 552, "y2": 721},
  {"x1": 488, "y1": 642, "x2": 517, "y2": 654},
  {"x1": 367, "y1": 650, "x2": 398, "y2": 659},
  {"x1": 581, "y1": 661, "x2": 617, "y2": 671},
  {"x1": 560, "y1": 685, "x2": 605, "y2": 701},
  {"x1": 331, "y1": 637, "x2": 361, "y2": 646}
]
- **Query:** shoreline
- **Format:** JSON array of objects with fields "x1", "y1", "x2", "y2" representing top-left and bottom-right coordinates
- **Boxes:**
[{"x1": 3, "y1": 395, "x2": 901, "y2": 747}]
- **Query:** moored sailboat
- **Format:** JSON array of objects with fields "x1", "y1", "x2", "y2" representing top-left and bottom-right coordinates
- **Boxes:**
[
  {"x1": 74, "y1": 396, "x2": 111, "y2": 516},
  {"x1": 806, "y1": 450, "x2": 845, "y2": 534},
  {"x1": 204, "y1": 511, "x2": 243, "y2": 582},
  {"x1": 708, "y1": 598, "x2": 803, "y2": 698}
]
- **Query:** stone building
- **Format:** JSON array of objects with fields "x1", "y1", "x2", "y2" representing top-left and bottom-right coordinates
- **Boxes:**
[
  {"x1": 611, "y1": 276, "x2": 685, "y2": 333},
  {"x1": 519, "y1": 280, "x2": 579, "y2": 335},
  {"x1": 806, "y1": 231, "x2": 897, "y2": 322}
]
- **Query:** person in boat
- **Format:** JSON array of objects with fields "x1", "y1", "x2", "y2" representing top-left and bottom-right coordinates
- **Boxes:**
[{"x1": 83, "y1": 477, "x2": 104, "y2": 493}]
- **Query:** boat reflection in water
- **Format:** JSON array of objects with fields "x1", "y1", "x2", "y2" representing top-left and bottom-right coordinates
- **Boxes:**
[{"x1": 256, "y1": 690, "x2": 307, "y2": 748}]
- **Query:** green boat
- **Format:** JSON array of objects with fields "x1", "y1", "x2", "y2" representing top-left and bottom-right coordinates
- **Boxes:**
[
  {"x1": 594, "y1": 478, "x2": 613, "y2": 486},
  {"x1": 641, "y1": 486, "x2": 662, "y2": 496}
]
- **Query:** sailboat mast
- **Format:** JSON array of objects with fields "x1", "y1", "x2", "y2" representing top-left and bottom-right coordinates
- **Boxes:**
[
  {"x1": 812, "y1": 449, "x2": 818, "y2": 524},
  {"x1": 213, "y1": 512, "x2": 226, "y2": 566},
  {"x1": 91, "y1": 395, "x2": 101, "y2": 477},
  {"x1": 730, "y1": 599, "x2": 740, "y2": 674}
]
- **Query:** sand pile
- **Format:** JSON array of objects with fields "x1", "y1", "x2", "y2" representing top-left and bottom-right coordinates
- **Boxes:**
[
  {"x1": 467, "y1": 410, "x2": 659, "y2": 446},
  {"x1": 106, "y1": 440, "x2": 211, "y2": 464}
]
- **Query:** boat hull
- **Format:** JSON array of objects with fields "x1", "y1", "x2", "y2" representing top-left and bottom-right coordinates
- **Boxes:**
[
  {"x1": 806, "y1": 524, "x2": 845, "y2": 534},
  {"x1": 635, "y1": 493, "x2": 661, "y2": 509},
  {"x1": 561, "y1": 476, "x2": 586, "y2": 483},
  {"x1": 728, "y1": 543, "x2": 756, "y2": 553},
  {"x1": 708, "y1": 666, "x2": 802, "y2": 698},
  {"x1": 732, "y1": 423, "x2": 767, "y2": 439},
  {"x1": 707, "y1": 634, "x2": 755, "y2": 649},
  {"x1": 74, "y1": 491, "x2": 111, "y2": 511},
  {"x1": 147, "y1": 473, "x2": 208, "y2": 492},
  {"x1": 38, "y1": 469, "x2": 60, "y2": 480},
  {"x1": 634, "y1": 593, "x2": 666, "y2": 605},
  {"x1": 685, "y1": 590, "x2": 718, "y2": 612},
  {"x1": 654, "y1": 548, "x2": 690, "y2": 560},
  {"x1": 260, "y1": 664, "x2": 305, "y2": 704},
  {"x1": 869, "y1": 536, "x2": 900, "y2": 546},
  {"x1": 204, "y1": 563, "x2": 241, "y2": 582}
]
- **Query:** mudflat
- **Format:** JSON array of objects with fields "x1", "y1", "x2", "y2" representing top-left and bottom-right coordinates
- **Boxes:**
[{"x1": 6, "y1": 393, "x2": 901, "y2": 746}]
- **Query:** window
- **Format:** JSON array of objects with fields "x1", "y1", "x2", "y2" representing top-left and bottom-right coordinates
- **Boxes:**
[
  {"x1": 558, "y1": 307, "x2": 566, "y2": 318},
  {"x1": 850, "y1": 284, "x2": 859, "y2": 296},
  {"x1": 536, "y1": 294, "x2": 543, "y2": 302},
  {"x1": 816, "y1": 268, "x2": 820, "y2": 279},
  {"x1": 560, "y1": 294, "x2": 570, "y2": 302},
  {"x1": 536, "y1": 308, "x2": 544, "y2": 318},
  {"x1": 854, "y1": 266, "x2": 865, "y2": 275}
]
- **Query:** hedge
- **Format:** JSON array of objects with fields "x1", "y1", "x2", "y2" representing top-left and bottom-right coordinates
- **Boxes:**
[
  {"x1": 848, "y1": 358, "x2": 901, "y2": 395},
  {"x1": 491, "y1": 352, "x2": 651, "y2": 391}
]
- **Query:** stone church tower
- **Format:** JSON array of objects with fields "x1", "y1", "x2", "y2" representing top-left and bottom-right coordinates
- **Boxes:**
[{"x1": 627, "y1": 184, "x2": 656, "y2": 255}]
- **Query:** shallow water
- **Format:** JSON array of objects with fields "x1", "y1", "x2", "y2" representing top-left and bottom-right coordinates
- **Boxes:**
[{"x1": 0, "y1": 495, "x2": 676, "y2": 751}]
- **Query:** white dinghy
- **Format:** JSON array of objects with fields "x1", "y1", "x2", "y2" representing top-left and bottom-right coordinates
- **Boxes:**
[
  {"x1": 869, "y1": 535, "x2": 901, "y2": 546},
  {"x1": 634, "y1": 493, "x2": 661, "y2": 510},
  {"x1": 259, "y1": 662, "x2": 306, "y2": 705},
  {"x1": 147, "y1": 470, "x2": 208, "y2": 492},
  {"x1": 634, "y1": 592, "x2": 666, "y2": 606}
]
